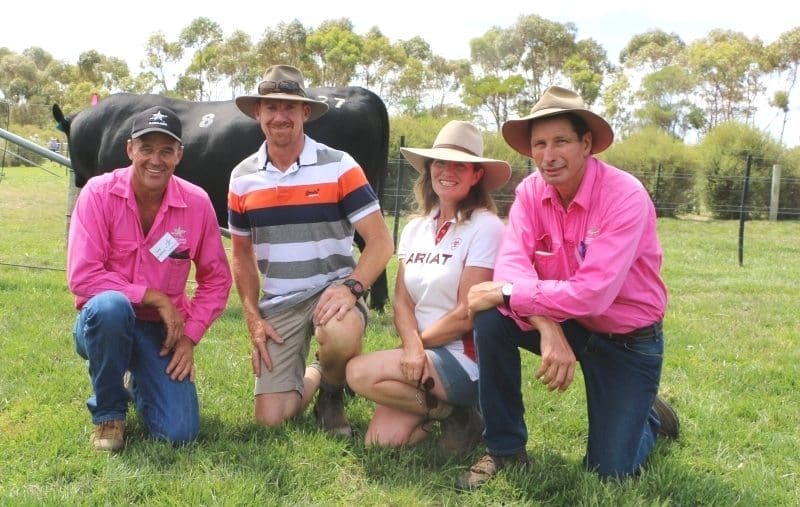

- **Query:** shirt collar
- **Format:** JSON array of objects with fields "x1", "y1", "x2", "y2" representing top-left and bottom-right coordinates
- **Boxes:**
[{"x1": 257, "y1": 134, "x2": 318, "y2": 173}]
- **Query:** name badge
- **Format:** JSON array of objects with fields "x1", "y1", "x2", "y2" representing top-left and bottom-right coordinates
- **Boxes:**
[{"x1": 150, "y1": 232, "x2": 179, "y2": 262}]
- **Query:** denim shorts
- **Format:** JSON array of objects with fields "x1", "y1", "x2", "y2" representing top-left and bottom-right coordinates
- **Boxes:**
[{"x1": 426, "y1": 346, "x2": 478, "y2": 407}]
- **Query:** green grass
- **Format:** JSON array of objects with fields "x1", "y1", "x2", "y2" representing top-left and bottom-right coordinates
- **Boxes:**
[{"x1": 1, "y1": 164, "x2": 798, "y2": 505}]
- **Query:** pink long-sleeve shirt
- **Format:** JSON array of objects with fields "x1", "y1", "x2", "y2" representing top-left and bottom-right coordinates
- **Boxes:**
[
  {"x1": 495, "y1": 157, "x2": 667, "y2": 334},
  {"x1": 67, "y1": 166, "x2": 232, "y2": 343}
]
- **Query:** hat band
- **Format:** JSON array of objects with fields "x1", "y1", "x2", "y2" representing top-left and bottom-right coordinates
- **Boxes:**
[
  {"x1": 258, "y1": 80, "x2": 304, "y2": 96},
  {"x1": 432, "y1": 143, "x2": 479, "y2": 157}
]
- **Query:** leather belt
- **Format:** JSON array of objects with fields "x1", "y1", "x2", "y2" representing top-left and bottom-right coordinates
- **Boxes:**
[{"x1": 602, "y1": 321, "x2": 662, "y2": 343}]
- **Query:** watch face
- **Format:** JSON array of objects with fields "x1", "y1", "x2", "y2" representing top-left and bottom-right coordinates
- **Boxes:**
[
  {"x1": 502, "y1": 283, "x2": 513, "y2": 296},
  {"x1": 344, "y1": 278, "x2": 364, "y2": 296}
]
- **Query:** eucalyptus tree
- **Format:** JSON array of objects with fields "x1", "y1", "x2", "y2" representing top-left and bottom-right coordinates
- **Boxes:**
[
  {"x1": 767, "y1": 26, "x2": 800, "y2": 144},
  {"x1": 466, "y1": 26, "x2": 523, "y2": 127},
  {"x1": 466, "y1": 15, "x2": 598, "y2": 128},
  {"x1": 510, "y1": 14, "x2": 579, "y2": 98},
  {"x1": 142, "y1": 31, "x2": 183, "y2": 94},
  {"x1": 357, "y1": 26, "x2": 405, "y2": 96},
  {"x1": 255, "y1": 20, "x2": 311, "y2": 79},
  {"x1": 179, "y1": 17, "x2": 224, "y2": 100},
  {"x1": 0, "y1": 51, "x2": 41, "y2": 104},
  {"x1": 601, "y1": 71, "x2": 633, "y2": 139},
  {"x1": 428, "y1": 56, "x2": 471, "y2": 114},
  {"x1": 564, "y1": 38, "x2": 610, "y2": 105},
  {"x1": 683, "y1": 30, "x2": 767, "y2": 131},
  {"x1": 214, "y1": 30, "x2": 259, "y2": 99},
  {"x1": 306, "y1": 18, "x2": 362, "y2": 86},
  {"x1": 384, "y1": 36, "x2": 438, "y2": 114},
  {"x1": 619, "y1": 30, "x2": 686, "y2": 72},
  {"x1": 462, "y1": 72, "x2": 526, "y2": 131},
  {"x1": 618, "y1": 30, "x2": 694, "y2": 139},
  {"x1": 635, "y1": 65, "x2": 701, "y2": 139}
]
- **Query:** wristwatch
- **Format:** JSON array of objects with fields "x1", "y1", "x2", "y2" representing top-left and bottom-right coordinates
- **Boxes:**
[
  {"x1": 501, "y1": 283, "x2": 513, "y2": 307},
  {"x1": 342, "y1": 278, "x2": 365, "y2": 298}
]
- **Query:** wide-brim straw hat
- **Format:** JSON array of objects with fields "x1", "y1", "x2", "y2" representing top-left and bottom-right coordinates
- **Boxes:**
[
  {"x1": 400, "y1": 120, "x2": 512, "y2": 192},
  {"x1": 502, "y1": 86, "x2": 614, "y2": 156},
  {"x1": 235, "y1": 64, "x2": 329, "y2": 122}
]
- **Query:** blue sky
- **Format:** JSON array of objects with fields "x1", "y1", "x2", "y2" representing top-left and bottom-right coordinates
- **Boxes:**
[{"x1": 5, "y1": 0, "x2": 800, "y2": 144}]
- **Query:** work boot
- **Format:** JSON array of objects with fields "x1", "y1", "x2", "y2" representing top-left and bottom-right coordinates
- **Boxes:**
[
  {"x1": 653, "y1": 395, "x2": 680, "y2": 439},
  {"x1": 438, "y1": 405, "x2": 484, "y2": 458},
  {"x1": 91, "y1": 420, "x2": 125, "y2": 452},
  {"x1": 314, "y1": 385, "x2": 352, "y2": 438},
  {"x1": 454, "y1": 450, "x2": 530, "y2": 491}
]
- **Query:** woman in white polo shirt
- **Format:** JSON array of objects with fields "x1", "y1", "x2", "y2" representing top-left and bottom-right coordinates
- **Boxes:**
[{"x1": 346, "y1": 121, "x2": 511, "y2": 455}]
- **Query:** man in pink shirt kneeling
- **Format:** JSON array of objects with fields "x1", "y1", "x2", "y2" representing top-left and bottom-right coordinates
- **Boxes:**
[
  {"x1": 458, "y1": 86, "x2": 679, "y2": 488},
  {"x1": 67, "y1": 106, "x2": 232, "y2": 452}
]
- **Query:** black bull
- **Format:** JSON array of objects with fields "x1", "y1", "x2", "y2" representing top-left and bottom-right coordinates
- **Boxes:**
[{"x1": 53, "y1": 89, "x2": 390, "y2": 310}]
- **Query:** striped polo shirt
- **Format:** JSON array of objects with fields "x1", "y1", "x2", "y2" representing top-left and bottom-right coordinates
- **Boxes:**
[{"x1": 228, "y1": 135, "x2": 381, "y2": 315}]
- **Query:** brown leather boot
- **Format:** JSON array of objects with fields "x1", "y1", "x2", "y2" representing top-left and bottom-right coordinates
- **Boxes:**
[
  {"x1": 654, "y1": 395, "x2": 680, "y2": 439},
  {"x1": 91, "y1": 420, "x2": 125, "y2": 452},
  {"x1": 454, "y1": 450, "x2": 530, "y2": 491},
  {"x1": 437, "y1": 405, "x2": 484, "y2": 458},
  {"x1": 314, "y1": 385, "x2": 352, "y2": 438}
]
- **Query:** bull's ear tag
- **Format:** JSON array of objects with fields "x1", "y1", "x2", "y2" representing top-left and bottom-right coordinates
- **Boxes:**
[{"x1": 150, "y1": 232, "x2": 179, "y2": 262}]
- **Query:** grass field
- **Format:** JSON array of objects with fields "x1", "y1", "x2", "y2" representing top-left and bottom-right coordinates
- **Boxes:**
[{"x1": 1, "y1": 164, "x2": 798, "y2": 505}]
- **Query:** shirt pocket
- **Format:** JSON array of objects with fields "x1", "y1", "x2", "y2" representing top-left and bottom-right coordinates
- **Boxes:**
[
  {"x1": 106, "y1": 239, "x2": 138, "y2": 278},
  {"x1": 533, "y1": 233, "x2": 561, "y2": 276},
  {"x1": 164, "y1": 254, "x2": 191, "y2": 295}
]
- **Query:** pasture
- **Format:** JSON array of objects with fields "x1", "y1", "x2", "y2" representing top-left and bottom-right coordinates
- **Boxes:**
[{"x1": 1, "y1": 164, "x2": 798, "y2": 505}]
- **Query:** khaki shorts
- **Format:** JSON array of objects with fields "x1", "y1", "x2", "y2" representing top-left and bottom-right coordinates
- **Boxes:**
[{"x1": 254, "y1": 293, "x2": 368, "y2": 396}]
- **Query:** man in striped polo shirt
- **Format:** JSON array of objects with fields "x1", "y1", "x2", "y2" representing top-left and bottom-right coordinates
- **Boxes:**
[{"x1": 228, "y1": 65, "x2": 394, "y2": 437}]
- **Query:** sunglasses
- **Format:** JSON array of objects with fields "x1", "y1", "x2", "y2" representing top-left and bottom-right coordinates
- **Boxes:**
[{"x1": 258, "y1": 80, "x2": 303, "y2": 95}]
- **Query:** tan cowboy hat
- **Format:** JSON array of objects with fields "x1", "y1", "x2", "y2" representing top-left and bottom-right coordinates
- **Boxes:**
[
  {"x1": 502, "y1": 86, "x2": 614, "y2": 156},
  {"x1": 400, "y1": 121, "x2": 512, "y2": 192},
  {"x1": 235, "y1": 64, "x2": 329, "y2": 122}
]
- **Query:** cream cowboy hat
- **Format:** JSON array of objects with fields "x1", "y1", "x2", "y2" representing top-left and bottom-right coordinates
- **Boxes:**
[
  {"x1": 400, "y1": 121, "x2": 512, "y2": 192},
  {"x1": 235, "y1": 64, "x2": 329, "y2": 122},
  {"x1": 502, "y1": 86, "x2": 614, "y2": 156}
]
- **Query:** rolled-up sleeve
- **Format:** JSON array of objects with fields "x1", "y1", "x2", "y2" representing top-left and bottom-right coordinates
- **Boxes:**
[{"x1": 183, "y1": 197, "x2": 232, "y2": 343}]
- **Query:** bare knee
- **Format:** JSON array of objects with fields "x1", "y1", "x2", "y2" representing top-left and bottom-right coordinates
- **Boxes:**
[
  {"x1": 254, "y1": 393, "x2": 301, "y2": 427},
  {"x1": 316, "y1": 312, "x2": 363, "y2": 356},
  {"x1": 345, "y1": 356, "x2": 371, "y2": 394}
]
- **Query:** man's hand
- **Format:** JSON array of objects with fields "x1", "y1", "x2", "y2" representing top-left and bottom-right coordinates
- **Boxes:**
[
  {"x1": 467, "y1": 281, "x2": 505, "y2": 314},
  {"x1": 164, "y1": 336, "x2": 195, "y2": 382},
  {"x1": 246, "y1": 315, "x2": 284, "y2": 377},
  {"x1": 144, "y1": 289, "x2": 185, "y2": 352},
  {"x1": 529, "y1": 317, "x2": 576, "y2": 392},
  {"x1": 313, "y1": 284, "x2": 355, "y2": 327}
]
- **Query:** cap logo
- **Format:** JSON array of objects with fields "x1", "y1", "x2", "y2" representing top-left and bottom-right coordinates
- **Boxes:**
[{"x1": 148, "y1": 110, "x2": 169, "y2": 126}]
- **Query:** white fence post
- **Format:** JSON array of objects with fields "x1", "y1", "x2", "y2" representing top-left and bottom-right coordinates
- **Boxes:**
[{"x1": 769, "y1": 164, "x2": 782, "y2": 221}]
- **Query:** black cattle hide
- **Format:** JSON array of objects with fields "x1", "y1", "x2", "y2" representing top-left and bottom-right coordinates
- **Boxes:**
[{"x1": 54, "y1": 89, "x2": 390, "y2": 310}]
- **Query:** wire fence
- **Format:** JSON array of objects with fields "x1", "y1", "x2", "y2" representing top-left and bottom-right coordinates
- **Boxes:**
[{"x1": 382, "y1": 158, "x2": 800, "y2": 220}]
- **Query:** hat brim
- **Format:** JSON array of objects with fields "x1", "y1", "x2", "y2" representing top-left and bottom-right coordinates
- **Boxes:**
[
  {"x1": 235, "y1": 94, "x2": 329, "y2": 122},
  {"x1": 400, "y1": 146, "x2": 512, "y2": 192},
  {"x1": 502, "y1": 108, "x2": 614, "y2": 157},
  {"x1": 131, "y1": 127, "x2": 182, "y2": 143}
]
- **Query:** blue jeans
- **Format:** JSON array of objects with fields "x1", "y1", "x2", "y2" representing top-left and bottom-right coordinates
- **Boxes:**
[
  {"x1": 73, "y1": 291, "x2": 199, "y2": 444},
  {"x1": 474, "y1": 308, "x2": 663, "y2": 479}
]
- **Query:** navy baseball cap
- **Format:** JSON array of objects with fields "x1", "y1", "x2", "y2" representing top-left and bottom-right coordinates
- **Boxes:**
[{"x1": 130, "y1": 106, "x2": 182, "y2": 143}]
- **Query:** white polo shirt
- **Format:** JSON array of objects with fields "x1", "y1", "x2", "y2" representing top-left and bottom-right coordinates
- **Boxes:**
[{"x1": 398, "y1": 208, "x2": 505, "y2": 379}]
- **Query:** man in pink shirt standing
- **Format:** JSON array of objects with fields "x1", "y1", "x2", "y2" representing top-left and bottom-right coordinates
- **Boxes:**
[
  {"x1": 68, "y1": 106, "x2": 232, "y2": 452},
  {"x1": 458, "y1": 87, "x2": 679, "y2": 488}
]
